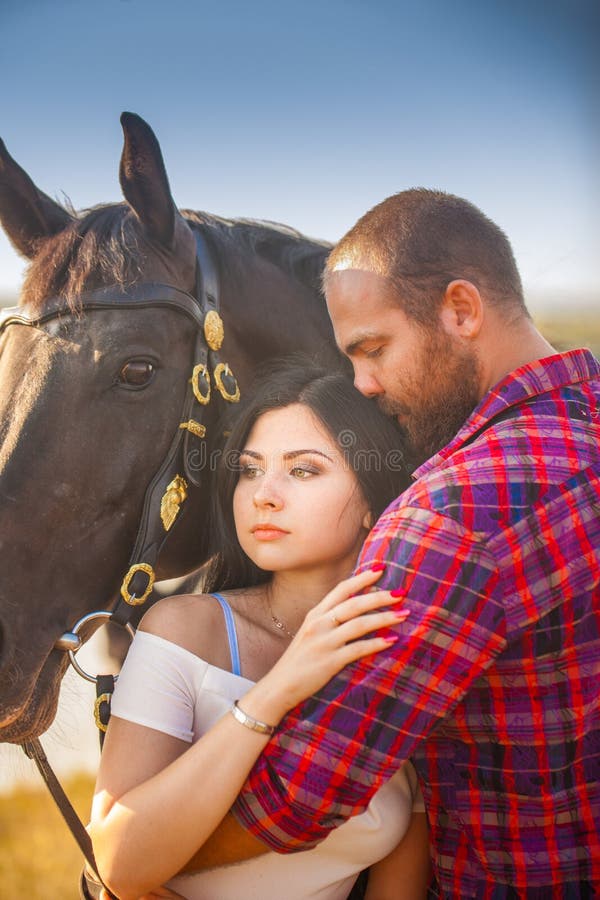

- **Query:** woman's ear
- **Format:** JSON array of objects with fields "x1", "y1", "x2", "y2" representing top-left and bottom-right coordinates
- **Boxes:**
[{"x1": 362, "y1": 509, "x2": 374, "y2": 531}]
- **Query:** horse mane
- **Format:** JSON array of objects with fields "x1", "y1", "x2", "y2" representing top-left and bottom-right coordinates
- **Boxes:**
[
  {"x1": 21, "y1": 203, "x2": 332, "y2": 314},
  {"x1": 184, "y1": 210, "x2": 332, "y2": 300},
  {"x1": 21, "y1": 204, "x2": 145, "y2": 313}
]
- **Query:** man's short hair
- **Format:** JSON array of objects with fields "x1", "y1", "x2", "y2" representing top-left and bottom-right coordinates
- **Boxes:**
[{"x1": 325, "y1": 189, "x2": 528, "y2": 327}]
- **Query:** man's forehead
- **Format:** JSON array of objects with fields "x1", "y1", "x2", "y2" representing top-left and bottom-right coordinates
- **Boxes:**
[
  {"x1": 325, "y1": 266, "x2": 399, "y2": 310},
  {"x1": 326, "y1": 250, "x2": 390, "y2": 280}
]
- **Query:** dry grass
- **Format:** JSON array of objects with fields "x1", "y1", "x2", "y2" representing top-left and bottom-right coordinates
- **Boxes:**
[
  {"x1": 0, "y1": 772, "x2": 95, "y2": 899},
  {"x1": 535, "y1": 310, "x2": 600, "y2": 359}
]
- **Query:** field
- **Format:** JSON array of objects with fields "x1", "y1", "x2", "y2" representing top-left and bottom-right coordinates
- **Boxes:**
[
  {"x1": 0, "y1": 773, "x2": 95, "y2": 899},
  {"x1": 534, "y1": 309, "x2": 600, "y2": 359}
]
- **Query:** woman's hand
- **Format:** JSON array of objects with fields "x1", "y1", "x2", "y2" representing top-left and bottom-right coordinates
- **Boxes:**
[{"x1": 251, "y1": 567, "x2": 408, "y2": 720}]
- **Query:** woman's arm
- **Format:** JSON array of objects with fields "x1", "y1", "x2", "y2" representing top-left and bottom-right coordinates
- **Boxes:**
[
  {"x1": 90, "y1": 568, "x2": 405, "y2": 900},
  {"x1": 364, "y1": 811, "x2": 431, "y2": 900}
]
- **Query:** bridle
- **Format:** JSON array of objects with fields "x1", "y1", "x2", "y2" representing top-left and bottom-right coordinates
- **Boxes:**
[{"x1": 0, "y1": 228, "x2": 241, "y2": 889}]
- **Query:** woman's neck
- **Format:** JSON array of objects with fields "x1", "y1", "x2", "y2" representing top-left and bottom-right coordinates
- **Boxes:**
[{"x1": 266, "y1": 560, "x2": 356, "y2": 634}]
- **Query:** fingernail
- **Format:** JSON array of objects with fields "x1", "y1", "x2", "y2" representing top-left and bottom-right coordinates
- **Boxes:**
[
  {"x1": 382, "y1": 635, "x2": 399, "y2": 643},
  {"x1": 390, "y1": 588, "x2": 403, "y2": 597},
  {"x1": 394, "y1": 609, "x2": 410, "y2": 620},
  {"x1": 371, "y1": 563, "x2": 386, "y2": 572}
]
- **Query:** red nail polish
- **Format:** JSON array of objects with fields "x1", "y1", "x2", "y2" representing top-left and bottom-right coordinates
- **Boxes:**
[
  {"x1": 382, "y1": 635, "x2": 399, "y2": 643},
  {"x1": 394, "y1": 609, "x2": 410, "y2": 620},
  {"x1": 371, "y1": 563, "x2": 386, "y2": 572},
  {"x1": 390, "y1": 588, "x2": 403, "y2": 597}
]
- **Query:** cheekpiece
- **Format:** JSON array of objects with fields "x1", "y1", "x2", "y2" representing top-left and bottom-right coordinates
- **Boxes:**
[
  {"x1": 203, "y1": 310, "x2": 224, "y2": 351},
  {"x1": 160, "y1": 474, "x2": 189, "y2": 531}
]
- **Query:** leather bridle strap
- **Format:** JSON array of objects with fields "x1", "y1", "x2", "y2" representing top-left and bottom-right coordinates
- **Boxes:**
[{"x1": 22, "y1": 739, "x2": 107, "y2": 889}]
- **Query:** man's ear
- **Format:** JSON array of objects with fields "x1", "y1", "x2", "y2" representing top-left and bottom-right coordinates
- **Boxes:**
[{"x1": 439, "y1": 279, "x2": 483, "y2": 339}]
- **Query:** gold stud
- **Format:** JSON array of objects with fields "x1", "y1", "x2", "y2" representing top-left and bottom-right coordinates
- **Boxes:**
[{"x1": 204, "y1": 310, "x2": 224, "y2": 351}]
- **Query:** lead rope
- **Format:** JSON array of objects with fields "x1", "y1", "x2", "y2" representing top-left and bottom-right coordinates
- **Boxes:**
[{"x1": 21, "y1": 739, "x2": 109, "y2": 894}]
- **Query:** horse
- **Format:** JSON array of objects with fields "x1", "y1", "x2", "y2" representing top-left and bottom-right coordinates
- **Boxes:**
[{"x1": 0, "y1": 112, "x2": 336, "y2": 745}]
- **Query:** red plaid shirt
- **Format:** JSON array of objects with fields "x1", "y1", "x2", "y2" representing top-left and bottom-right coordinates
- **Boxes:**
[{"x1": 233, "y1": 349, "x2": 600, "y2": 898}]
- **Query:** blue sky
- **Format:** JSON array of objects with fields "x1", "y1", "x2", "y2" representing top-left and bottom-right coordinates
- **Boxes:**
[{"x1": 1, "y1": 0, "x2": 598, "y2": 309}]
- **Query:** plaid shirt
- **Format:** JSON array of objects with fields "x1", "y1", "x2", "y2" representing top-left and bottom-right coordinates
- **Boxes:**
[{"x1": 233, "y1": 349, "x2": 600, "y2": 898}]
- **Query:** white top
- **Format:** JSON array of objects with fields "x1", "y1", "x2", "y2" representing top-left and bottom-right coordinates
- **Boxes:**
[{"x1": 112, "y1": 630, "x2": 424, "y2": 900}]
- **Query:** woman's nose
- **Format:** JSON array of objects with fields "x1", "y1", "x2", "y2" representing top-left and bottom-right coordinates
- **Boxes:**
[{"x1": 253, "y1": 474, "x2": 284, "y2": 509}]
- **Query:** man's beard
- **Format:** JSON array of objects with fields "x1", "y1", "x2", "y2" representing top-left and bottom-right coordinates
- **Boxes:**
[{"x1": 378, "y1": 329, "x2": 482, "y2": 470}]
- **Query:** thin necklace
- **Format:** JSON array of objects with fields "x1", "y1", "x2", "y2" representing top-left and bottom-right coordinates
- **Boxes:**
[{"x1": 265, "y1": 590, "x2": 297, "y2": 639}]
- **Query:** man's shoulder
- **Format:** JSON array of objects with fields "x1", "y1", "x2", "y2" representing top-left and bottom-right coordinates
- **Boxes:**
[{"x1": 384, "y1": 398, "x2": 599, "y2": 538}]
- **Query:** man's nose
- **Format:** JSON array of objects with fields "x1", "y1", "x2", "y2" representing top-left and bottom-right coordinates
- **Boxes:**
[{"x1": 353, "y1": 367, "x2": 383, "y2": 398}]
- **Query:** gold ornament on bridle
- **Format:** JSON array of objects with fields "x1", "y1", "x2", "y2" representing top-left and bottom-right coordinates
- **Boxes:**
[
  {"x1": 160, "y1": 474, "x2": 189, "y2": 532},
  {"x1": 120, "y1": 562, "x2": 156, "y2": 606},
  {"x1": 179, "y1": 420, "x2": 206, "y2": 438},
  {"x1": 190, "y1": 363, "x2": 211, "y2": 404},
  {"x1": 214, "y1": 362, "x2": 241, "y2": 403},
  {"x1": 203, "y1": 310, "x2": 224, "y2": 351}
]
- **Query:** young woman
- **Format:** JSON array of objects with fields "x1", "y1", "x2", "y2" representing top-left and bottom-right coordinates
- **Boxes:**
[{"x1": 89, "y1": 360, "x2": 430, "y2": 900}]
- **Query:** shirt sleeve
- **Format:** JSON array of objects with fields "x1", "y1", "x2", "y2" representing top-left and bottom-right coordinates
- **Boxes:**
[
  {"x1": 232, "y1": 504, "x2": 506, "y2": 851},
  {"x1": 110, "y1": 630, "x2": 198, "y2": 742}
]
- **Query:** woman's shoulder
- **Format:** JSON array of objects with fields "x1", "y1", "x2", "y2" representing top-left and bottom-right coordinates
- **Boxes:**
[{"x1": 138, "y1": 592, "x2": 233, "y2": 670}]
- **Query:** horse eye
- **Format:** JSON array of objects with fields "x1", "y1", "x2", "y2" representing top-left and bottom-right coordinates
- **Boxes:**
[{"x1": 118, "y1": 360, "x2": 155, "y2": 387}]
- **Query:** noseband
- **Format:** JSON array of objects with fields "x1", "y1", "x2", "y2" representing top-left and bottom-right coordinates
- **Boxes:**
[{"x1": 0, "y1": 229, "x2": 241, "y2": 687}]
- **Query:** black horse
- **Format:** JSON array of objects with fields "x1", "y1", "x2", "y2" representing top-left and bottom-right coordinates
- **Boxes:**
[{"x1": 0, "y1": 112, "x2": 336, "y2": 744}]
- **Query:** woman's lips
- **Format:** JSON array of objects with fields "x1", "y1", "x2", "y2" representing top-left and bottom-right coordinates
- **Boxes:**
[{"x1": 251, "y1": 525, "x2": 289, "y2": 541}]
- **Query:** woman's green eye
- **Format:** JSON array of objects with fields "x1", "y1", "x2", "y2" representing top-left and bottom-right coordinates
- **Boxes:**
[
  {"x1": 291, "y1": 467, "x2": 317, "y2": 478},
  {"x1": 240, "y1": 465, "x2": 262, "y2": 478}
]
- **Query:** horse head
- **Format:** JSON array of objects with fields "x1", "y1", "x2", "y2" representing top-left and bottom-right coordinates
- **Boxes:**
[{"x1": 0, "y1": 113, "x2": 333, "y2": 742}]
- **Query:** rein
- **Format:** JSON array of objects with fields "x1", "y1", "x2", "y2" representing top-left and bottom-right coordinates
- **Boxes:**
[{"x1": 1, "y1": 229, "x2": 240, "y2": 888}]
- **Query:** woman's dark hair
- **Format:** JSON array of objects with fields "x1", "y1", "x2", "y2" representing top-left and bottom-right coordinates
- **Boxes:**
[{"x1": 205, "y1": 356, "x2": 410, "y2": 592}]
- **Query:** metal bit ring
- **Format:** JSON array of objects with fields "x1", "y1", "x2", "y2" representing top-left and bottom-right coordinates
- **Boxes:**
[{"x1": 61, "y1": 610, "x2": 135, "y2": 684}]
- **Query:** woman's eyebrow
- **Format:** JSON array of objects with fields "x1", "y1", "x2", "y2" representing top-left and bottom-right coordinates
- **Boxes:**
[
  {"x1": 240, "y1": 448, "x2": 334, "y2": 463},
  {"x1": 283, "y1": 449, "x2": 334, "y2": 463}
]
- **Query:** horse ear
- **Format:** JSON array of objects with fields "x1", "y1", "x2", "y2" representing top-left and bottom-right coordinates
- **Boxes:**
[
  {"x1": 0, "y1": 138, "x2": 74, "y2": 259},
  {"x1": 119, "y1": 112, "x2": 176, "y2": 248}
]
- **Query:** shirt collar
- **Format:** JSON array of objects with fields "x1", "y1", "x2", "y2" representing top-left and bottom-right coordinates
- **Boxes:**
[{"x1": 413, "y1": 348, "x2": 600, "y2": 479}]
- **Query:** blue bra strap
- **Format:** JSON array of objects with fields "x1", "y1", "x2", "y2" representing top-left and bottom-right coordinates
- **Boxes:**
[{"x1": 210, "y1": 593, "x2": 242, "y2": 677}]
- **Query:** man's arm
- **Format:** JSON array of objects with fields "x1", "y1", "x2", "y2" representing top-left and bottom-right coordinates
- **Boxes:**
[
  {"x1": 230, "y1": 505, "x2": 506, "y2": 853},
  {"x1": 178, "y1": 505, "x2": 506, "y2": 870}
]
